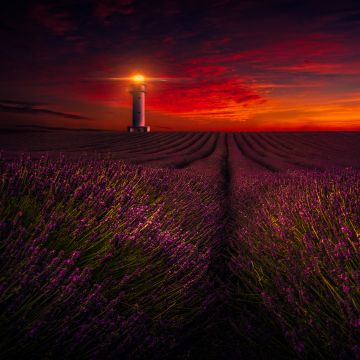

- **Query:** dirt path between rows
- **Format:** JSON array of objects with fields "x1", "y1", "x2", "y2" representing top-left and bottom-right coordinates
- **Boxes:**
[
  {"x1": 171, "y1": 134, "x2": 292, "y2": 359},
  {"x1": 169, "y1": 134, "x2": 245, "y2": 359}
]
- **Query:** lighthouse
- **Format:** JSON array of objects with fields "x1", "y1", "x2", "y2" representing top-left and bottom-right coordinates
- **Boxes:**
[{"x1": 128, "y1": 74, "x2": 150, "y2": 133}]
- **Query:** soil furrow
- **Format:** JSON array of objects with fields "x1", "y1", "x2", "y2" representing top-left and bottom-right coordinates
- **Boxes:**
[{"x1": 174, "y1": 134, "x2": 242, "y2": 359}]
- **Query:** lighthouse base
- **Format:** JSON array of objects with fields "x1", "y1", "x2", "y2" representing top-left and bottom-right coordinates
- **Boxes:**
[{"x1": 128, "y1": 126, "x2": 150, "y2": 133}]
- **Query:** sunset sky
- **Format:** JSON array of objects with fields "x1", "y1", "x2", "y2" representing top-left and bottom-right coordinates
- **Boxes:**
[{"x1": 1, "y1": 0, "x2": 360, "y2": 131}]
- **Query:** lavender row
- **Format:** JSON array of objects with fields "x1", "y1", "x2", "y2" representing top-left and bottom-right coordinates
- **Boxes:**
[
  {"x1": 229, "y1": 169, "x2": 360, "y2": 358},
  {"x1": 0, "y1": 154, "x2": 222, "y2": 358}
]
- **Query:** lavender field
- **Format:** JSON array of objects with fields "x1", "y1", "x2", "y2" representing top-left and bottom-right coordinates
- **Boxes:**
[{"x1": 0, "y1": 129, "x2": 359, "y2": 359}]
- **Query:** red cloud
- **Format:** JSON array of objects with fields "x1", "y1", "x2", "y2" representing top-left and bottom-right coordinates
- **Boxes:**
[
  {"x1": 183, "y1": 65, "x2": 228, "y2": 77},
  {"x1": 187, "y1": 33, "x2": 347, "y2": 68},
  {"x1": 147, "y1": 78, "x2": 265, "y2": 113},
  {"x1": 271, "y1": 61, "x2": 360, "y2": 75}
]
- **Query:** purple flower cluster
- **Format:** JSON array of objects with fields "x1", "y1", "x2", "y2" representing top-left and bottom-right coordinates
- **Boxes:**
[
  {"x1": 0, "y1": 155, "x2": 221, "y2": 358},
  {"x1": 230, "y1": 169, "x2": 360, "y2": 358},
  {"x1": 1, "y1": 149, "x2": 359, "y2": 358}
]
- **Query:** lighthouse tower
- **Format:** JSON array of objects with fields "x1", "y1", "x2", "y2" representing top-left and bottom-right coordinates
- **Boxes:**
[{"x1": 128, "y1": 75, "x2": 150, "y2": 133}]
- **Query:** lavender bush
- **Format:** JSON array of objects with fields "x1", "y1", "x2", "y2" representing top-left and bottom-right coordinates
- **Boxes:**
[
  {"x1": 230, "y1": 170, "x2": 360, "y2": 358},
  {"x1": 1, "y1": 149, "x2": 359, "y2": 359},
  {"x1": 0, "y1": 155, "x2": 221, "y2": 359}
]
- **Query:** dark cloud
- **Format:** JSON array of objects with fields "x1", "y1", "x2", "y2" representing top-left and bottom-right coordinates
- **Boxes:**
[
  {"x1": 28, "y1": 3, "x2": 76, "y2": 35},
  {"x1": 0, "y1": 22, "x2": 15, "y2": 33},
  {"x1": 0, "y1": 100, "x2": 47, "y2": 107},
  {"x1": 0, "y1": 101, "x2": 92, "y2": 121},
  {"x1": 94, "y1": 0, "x2": 136, "y2": 21}
]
